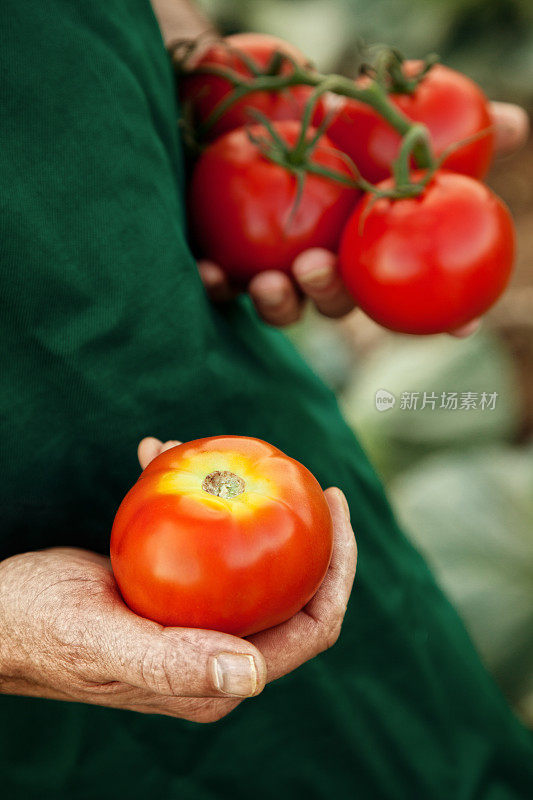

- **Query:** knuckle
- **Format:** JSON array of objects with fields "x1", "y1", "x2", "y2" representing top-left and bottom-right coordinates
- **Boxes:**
[
  {"x1": 319, "y1": 612, "x2": 344, "y2": 652},
  {"x1": 46, "y1": 607, "x2": 102, "y2": 673},
  {"x1": 140, "y1": 645, "x2": 179, "y2": 695}
]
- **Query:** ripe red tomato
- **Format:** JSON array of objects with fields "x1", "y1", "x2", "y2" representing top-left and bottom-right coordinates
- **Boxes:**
[
  {"x1": 180, "y1": 33, "x2": 323, "y2": 140},
  {"x1": 110, "y1": 436, "x2": 333, "y2": 637},
  {"x1": 339, "y1": 171, "x2": 515, "y2": 334},
  {"x1": 320, "y1": 63, "x2": 494, "y2": 183},
  {"x1": 189, "y1": 120, "x2": 360, "y2": 282}
]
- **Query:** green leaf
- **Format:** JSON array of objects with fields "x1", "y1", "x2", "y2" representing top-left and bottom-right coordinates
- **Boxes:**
[{"x1": 391, "y1": 445, "x2": 533, "y2": 723}]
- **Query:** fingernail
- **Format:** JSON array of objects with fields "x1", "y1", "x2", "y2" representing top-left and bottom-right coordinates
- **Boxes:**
[
  {"x1": 450, "y1": 319, "x2": 481, "y2": 338},
  {"x1": 260, "y1": 288, "x2": 287, "y2": 307},
  {"x1": 499, "y1": 103, "x2": 528, "y2": 131},
  {"x1": 199, "y1": 269, "x2": 219, "y2": 288},
  {"x1": 300, "y1": 266, "x2": 332, "y2": 290},
  {"x1": 210, "y1": 653, "x2": 257, "y2": 697}
]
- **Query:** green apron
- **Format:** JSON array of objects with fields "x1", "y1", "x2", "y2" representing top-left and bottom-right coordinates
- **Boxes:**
[{"x1": 1, "y1": 2, "x2": 532, "y2": 797}]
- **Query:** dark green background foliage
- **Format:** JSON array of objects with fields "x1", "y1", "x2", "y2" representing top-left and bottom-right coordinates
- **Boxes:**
[{"x1": 199, "y1": 0, "x2": 533, "y2": 105}]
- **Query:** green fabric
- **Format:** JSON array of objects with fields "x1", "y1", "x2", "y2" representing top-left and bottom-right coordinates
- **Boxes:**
[{"x1": 0, "y1": 1, "x2": 532, "y2": 797}]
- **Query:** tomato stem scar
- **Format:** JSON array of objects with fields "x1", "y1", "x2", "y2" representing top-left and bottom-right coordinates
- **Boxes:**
[{"x1": 202, "y1": 471, "x2": 246, "y2": 499}]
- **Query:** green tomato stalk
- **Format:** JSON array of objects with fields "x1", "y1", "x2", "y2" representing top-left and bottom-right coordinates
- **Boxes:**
[{"x1": 174, "y1": 41, "x2": 441, "y2": 200}]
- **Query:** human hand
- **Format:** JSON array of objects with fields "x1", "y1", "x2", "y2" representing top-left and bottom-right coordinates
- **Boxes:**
[
  {"x1": 198, "y1": 102, "x2": 528, "y2": 334},
  {"x1": 0, "y1": 441, "x2": 356, "y2": 724}
]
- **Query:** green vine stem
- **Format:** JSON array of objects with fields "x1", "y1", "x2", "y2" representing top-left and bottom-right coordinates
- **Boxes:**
[
  {"x1": 186, "y1": 54, "x2": 436, "y2": 172},
  {"x1": 392, "y1": 123, "x2": 436, "y2": 191}
]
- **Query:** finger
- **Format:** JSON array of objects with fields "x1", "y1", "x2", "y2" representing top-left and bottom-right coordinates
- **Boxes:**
[
  {"x1": 98, "y1": 603, "x2": 267, "y2": 700},
  {"x1": 159, "y1": 439, "x2": 182, "y2": 454},
  {"x1": 138, "y1": 438, "x2": 182, "y2": 470},
  {"x1": 197, "y1": 260, "x2": 238, "y2": 302},
  {"x1": 449, "y1": 319, "x2": 481, "y2": 338},
  {"x1": 490, "y1": 102, "x2": 529, "y2": 157},
  {"x1": 305, "y1": 487, "x2": 357, "y2": 622},
  {"x1": 138, "y1": 437, "x2": 164, "y2": 470},
  {"x1": 249, "y1": 488, "x2": 356, "y2": 682},
  {"x1": 292, "y1": 248, "x2": 355, "y2": 319},
  {"x1": 248, "y1": 270, "x2": 304, "y2": 326}
]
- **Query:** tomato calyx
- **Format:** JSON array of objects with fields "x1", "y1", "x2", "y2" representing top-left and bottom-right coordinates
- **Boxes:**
[
  {"x1": 351, "y1": 123, "x2": 438, "y2": 211},
  {"x1": 202, "y1": 470, "x2": 246, "y2": 499},
  {"x1": 375, "y1": 122, "x2": 494, "y2": 202},
  {"x1": 244, "y1": 102, "x2": 357, "y2": 186},
  {"x1": 368, "y1": 48, "x2": 439, "y2": 95}
]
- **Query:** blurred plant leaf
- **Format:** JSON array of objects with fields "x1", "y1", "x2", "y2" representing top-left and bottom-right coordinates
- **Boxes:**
[
  {"x1": 340, "y1": 331, "x2": 519, "y2": 479},
  {"x1": 198, "y1": 0, "x2": 533, "y2": 104},
  {"x1": 286, "y1": 307, "x2": 355, "y2": 392},
  {"x1": 391, "y1": 445, "x2": 533, "y2": 720}
]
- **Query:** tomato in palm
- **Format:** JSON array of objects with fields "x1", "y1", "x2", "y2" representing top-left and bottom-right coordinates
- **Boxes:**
[
  {"x1": 110, "y1": 436, "x2": 333, "y2": 637},
  {"x1": 189, "y1": 120, "x2": 360, "y2": 282},
  {"x1": 321, "y1": 63, "x2": 493, "y2": 183},
  {"x1": 339, "y1": 171, "x2": 515, "y2": 335},
  {"x1": 179, "y1": 33, "x2": 324, "y2": 141}
]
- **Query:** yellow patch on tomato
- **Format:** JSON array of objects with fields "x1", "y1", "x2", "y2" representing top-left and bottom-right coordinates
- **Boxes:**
[{"x1": 154, "y1": 450, "x2": 279, "y2": 518}]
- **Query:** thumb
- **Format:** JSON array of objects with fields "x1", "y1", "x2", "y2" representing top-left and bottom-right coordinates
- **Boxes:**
[{"x1": 100, "y1": 610, "x2": 268, "y2": 699}]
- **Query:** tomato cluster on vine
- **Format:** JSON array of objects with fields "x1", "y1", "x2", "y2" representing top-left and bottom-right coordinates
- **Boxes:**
[{"x1": 176, "y1": 33, "x2": 515, "y2": 335}]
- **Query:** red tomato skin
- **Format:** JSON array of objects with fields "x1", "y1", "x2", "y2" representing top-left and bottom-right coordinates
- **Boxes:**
[
  {"x1": 320, "y1": 63, "x2": 494, "y2": 183},
  {"x1": 339, "y1": 171, "x2": 515, "y2": 335},
  {"x1": 189, "y1": 120, "x2": 360, "y2": 281},
  {"x1": 180, "y1": 33, "x2": 324, "y2": 140},
  {"x1": 110, "y1": 436, "x2": 333, "y2": 637}
]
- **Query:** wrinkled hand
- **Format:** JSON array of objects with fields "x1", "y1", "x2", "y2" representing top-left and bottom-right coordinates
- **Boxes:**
[
  {"x1": 198, "y1": 102, "x2": 529, "y2": 334},
  {"x1": 0, "y1": 439, "x2": 356, "y2": 724}
]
